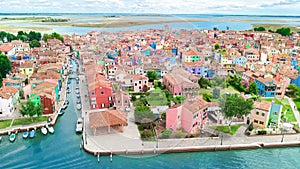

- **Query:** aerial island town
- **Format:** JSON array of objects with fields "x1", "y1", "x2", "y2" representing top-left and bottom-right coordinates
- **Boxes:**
[{"x1": 1, "y1": 25, "x2": 300, "y2": 155}]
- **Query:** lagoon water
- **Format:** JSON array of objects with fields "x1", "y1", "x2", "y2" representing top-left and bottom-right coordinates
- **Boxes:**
[
  {"x1": 1, "y1": 15, "x2": 300, "y2": 168},
  {"x1": 0, "y1": 13, "x2": 299, "y2": 34}
]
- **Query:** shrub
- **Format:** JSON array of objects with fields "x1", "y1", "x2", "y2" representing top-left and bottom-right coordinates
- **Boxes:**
[
  {"x1": 141, "y1": 129, "x2": 154, "y2": 138},
  {"x1": 177, "y1": 131, "x2": 184, "y2": 138},
  {"x1": 248, "y1": 125, "x2": 254, "y2": 131},
  {"x1": 161, "y1": 129, "x2": 172, "y2": 139},
  {"x1": 257, "y1": 130, "x2": 267, "y2": 135}
]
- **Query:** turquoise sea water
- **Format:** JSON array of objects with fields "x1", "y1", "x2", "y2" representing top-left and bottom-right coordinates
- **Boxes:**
[{"x1": 1, "y1": 60, "x2": 300, "y2": 168}]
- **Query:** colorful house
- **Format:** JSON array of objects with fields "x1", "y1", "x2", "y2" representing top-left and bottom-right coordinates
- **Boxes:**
[
  {"x1": 89, "y1": 80, "x2": 114, "y2": 109},
  {"x1": 250, "y1": 101, "x2": 272, "y2": 129},
  {"x1": 255, "y1": 77, "x2": 277, "y2": 97},
  {"x1": 19, "y1": 62, "x2": 34, "y2": 77},
  {"x1": 166, "y1": 95, "x2": 209, "y2": 134},
  {"x1": 183, "y1": 50, "x2": 200, "y2": 63}
]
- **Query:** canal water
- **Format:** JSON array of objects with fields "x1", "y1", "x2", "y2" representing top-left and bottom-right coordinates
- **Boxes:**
[{"x1": 1, "y1": 53, "x2": 300, "y2": 169}]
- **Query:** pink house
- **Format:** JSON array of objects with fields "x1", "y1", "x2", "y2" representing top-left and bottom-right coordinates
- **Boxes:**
[{"x1": 166, "y1": 95, "x2": 209, "y2": 134}]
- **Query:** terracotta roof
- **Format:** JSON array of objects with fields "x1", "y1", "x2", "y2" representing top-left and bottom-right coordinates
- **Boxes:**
[
  {"x1": 0, "y1": 44, "x2": 14, "y2": 52},
  {"x1": 253, "y1": 101, "x2": 272, "y2": 111},
  {"x1": 89, "y1": 110, "x2": 127, "y2": 128},
  {"x1": 183, "y1": 95, "x2": 209, "y2": 112},
  {"x1": 1, "y1": 86, "x2": 18, "y2": 95}
]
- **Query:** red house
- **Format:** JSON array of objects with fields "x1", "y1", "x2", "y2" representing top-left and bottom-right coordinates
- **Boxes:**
[
  {"x1": 40, "y1": 94, "x2": 54, "y2": 114},
  {"x1": 89, "y1": 79, "x2": 114, "y2": 109}
]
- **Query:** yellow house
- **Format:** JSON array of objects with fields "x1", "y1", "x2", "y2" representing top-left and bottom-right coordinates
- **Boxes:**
[
  {"x1": 19, "y1": 62, "x2": 34, "y2": 77},
  {"x1": 250, "y1": 101, "x2": 272, "y2": 129}
]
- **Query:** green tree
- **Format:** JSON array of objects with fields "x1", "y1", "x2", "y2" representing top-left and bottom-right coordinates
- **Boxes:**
[
  {"x1": 220, "y1": 94, "x2": 253, "y2": 132},
  {"x1": 134, "y1": 105, "x2": 156, "y2": 123},
  {"x1": 146, "y1": 70, "x2": 158, "y2": 82},
  {"x1": 287, "y1": 84, "x2": 300, "y2": 98},
  {"x1": 248, "y1": 82, "x2": 258, "y2": 95},
  {"x1": 19, "y1": 99, "x2": 35, "y2": 117},
  {"x1": 198, "y1": 77, "x2": 210, "y2": 88},
  {"x1": 29, "y1": 39, "x2": 41, "y2": 48},
  {"x1": 254, "y1": 27, "x2": 266, "y2": 31},
  {"x1": 0, "y1": 53, "x2": 12, "y2": 80},
  {"x1": 34, "y1": 103, "x2": 43, "y2": 117},
  {"x1": 276, "y1": 27, "x2": 291, "y2": 36},
  {"x1": 227, "y1": 75, "x2": 246, "y2": 92},
  {"x1": 214, "y1": 44, "x2": 220, "y2": 50}
]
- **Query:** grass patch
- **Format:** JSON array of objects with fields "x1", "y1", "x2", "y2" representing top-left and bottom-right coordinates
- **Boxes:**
[
  {"x1": 210, "y1": 125, "x2": 241, "y2": 135},
  {"x1": 199, "y1": 86, "x2": 240, "y2": 100},
  {"x1": 262, "y1": 98, "x2": 296, "y2": 122},
  {"x1": 293, "y1": 98, "x2": 300, "y2": 114},
  {"x1": 12, "y1": 116, "x2": 48, "y2": 126},
  {"x1": 147, "y1": 88, "x2": 168, "y2": 106},
  {"x1": 0, "y1": 119, "x2": 12, "y2": 129}
]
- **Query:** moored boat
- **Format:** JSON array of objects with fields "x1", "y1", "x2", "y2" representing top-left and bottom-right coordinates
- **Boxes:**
[
  {"x1": 0, "y1": 136, "x2": 2, "y2": 142},
  {"x1": 9, "y1": 133, "x2": 16, "y2": 142},
  {"x1": 41, "y1": 127, "x2": 47, "y2": 135},
  {"x1": 47, "y1": 126, "x2": 54, "y2": 134},
  {"x1": 76, "y1": 104, "x2": 81, "y2": 110},
  {"x1": 58, "y1": 109, "x2": 65, "y2": 115},
  {"x1": 23, "y1": 130, "x2": 29, "y2": 139},
  {"x1": 29, "y1": 130, "x2": 35, "y2": 138}
]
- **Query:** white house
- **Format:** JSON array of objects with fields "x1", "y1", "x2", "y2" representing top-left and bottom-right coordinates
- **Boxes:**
[
  {"x1": 0, "y1": 44, "x2": 15, "y2": 57},
  {"x1": 0, "y1": 93, "x2": 13, "y2": 117}
]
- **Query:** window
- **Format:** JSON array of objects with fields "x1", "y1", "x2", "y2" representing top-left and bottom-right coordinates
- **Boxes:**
[
  {"x1": 254, "y1": 119, "x2": 258, "y2": 123},
  {"x1": 144, "y1": 81, "x2": 147, "y2": 84},
  {"x1": 259, "y1": 121, "x2": 264, "y2": 125},
  {"x1": 139, "y1": 81, "x2": 141, "y2": 84},
  {"x1": 135, "y1": 83, "x2": 137, "y2": 86},
  {"x1": 108, "y1": 97, "x2": 112, "y2": 101},
  {"x1": 101, "y1": 91, "x2": 104, "y2": 94},
  {"x1": 124, "y1": 100, "x2": 127, "y2": 103},
  {"x1": 118, "y1": 100, "x2": 120, "y2": 103},
  {"x1": 256, "y1": 112, "x2": 259, "y2": 115},
  {"x1": 262, "y1": 113, "x2": 265, "y2": 116},
  {"x1": 275, "y1": 112, "x2": 278, "y2": 115},
  {"x1": 101, "y1": 103, "x2": 105, "y2": 108},
  {"x1": 178, "y1": 115, "x2": 180, "y2": 119},
  {"x1": 139, "y1": 86, "x2": 141, "y2": 89},
  {"x1": 29, "y1": 68, "x2": 33, "y2": 71},
  {"x1": 91, "y1": 92, "x2": 95, "y2": 96}
]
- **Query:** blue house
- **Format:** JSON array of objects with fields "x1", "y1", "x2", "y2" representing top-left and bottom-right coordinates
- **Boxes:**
[
  {"x1": 207, "y1": 69, "x2": 215, "y2": 79},
  {"x1": 291, "y1": 58, "x2": 297, "y2": 68},
  {"x1": 290, "y1": 75, "x2": 300, "y2": 88},
  {"x1": 233, "y1": 56, "x2": 247, "y2": 67},
  {"x1": 255, "y1": 77, "x2": 277, "y2": 97}
]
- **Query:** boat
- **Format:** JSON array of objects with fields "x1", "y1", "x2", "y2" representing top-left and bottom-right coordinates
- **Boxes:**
[
  {"x1": 62, "y1": 103, "x2": 68, "y2": 110},
  {"x1": 23, "y1": 130, "x2": 29, "y2": 139},
  {"x1": 29, "y1": 130, "x2": 35, "y2": 138},
  {"x1": 47, "y1": 126, "x2": 54, "y2": 134},
  {"x1": 76, "y1": 118, "x2": 83, "y2": 133},
  {"x1": 76, "y1": 104, "x2": 81, "y2": 110},
  {"x1": 67, "y1": 89, "x2": 71, "y2": 93},
  {"x1": 0, "y1": 136, "x2": 2, "y2": 142},
  {"x1": 58, "y1": 109, "x2": 65, "y2": 115},
  {"x1": 9, "y1": 133, "x2": 16, "y2": 142},
  {"x1": 41, "y1": 127, "x2": 47, "y2": 135}
]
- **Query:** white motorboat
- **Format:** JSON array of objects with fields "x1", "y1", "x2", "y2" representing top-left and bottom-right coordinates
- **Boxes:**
[
  {"x1": 76, "y1": 104, "x2": 81, "y2": 110},
  {"x1": 47, "y1": 126, "x2": 54, "y2": 134},
  {"x1": 76, "y1": 118, "x2": 83, "y2": 133},
  {"x1": 41, "y1": 127, "x2": 47, "y2": 135}
]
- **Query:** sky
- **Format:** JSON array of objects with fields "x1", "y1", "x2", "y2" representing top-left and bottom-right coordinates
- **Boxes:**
[{"x1": 0, "y1": 0, "x2": 299, "y2": 15}]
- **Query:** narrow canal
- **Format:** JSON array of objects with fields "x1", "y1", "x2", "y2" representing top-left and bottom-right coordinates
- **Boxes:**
[{"x1": 1, "y1": 60, "x2": 300, "y2": 168}]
